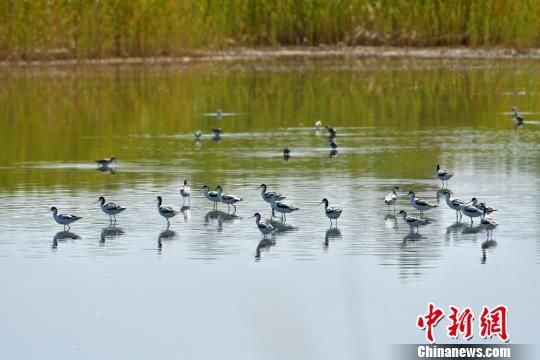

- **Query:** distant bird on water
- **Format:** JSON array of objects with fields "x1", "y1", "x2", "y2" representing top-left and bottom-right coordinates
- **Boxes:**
[
  {"x1": 436, "y1": 164, "x2": 454, "y2": 188},
  {"x1": 511, "y1": 106, "x2": 524, "y2": 126},
  {"x1": 180, "y1": 179, "x2": 191, "y2": 205},
  {"x1": 329, "y1": 139, "x2": 338, "y2": 149},
  {"x1": 283, "y1": 146, "x2": 291, "y2": 160},
  {"x1": 325, "y1": 125, "x2": 336, "y2": 139},
  {"x1": 251, "y1": 212, "x2": 274, "y2": 238},
  {"x1": 216, "y1": 185, "x2": 243, "y2": 213},
  {"x1": 194, "y1": 130, "x2": 202, "y2": 141},
  {"x1": 95, "y1": 156, "x2": 116, "y2": 167},
  {"x1": 315, "y1": 120, "x2": 322, "y2": 131},
  {"x1": 398, "y1": 210, "x2": 425, "y2": 233}
]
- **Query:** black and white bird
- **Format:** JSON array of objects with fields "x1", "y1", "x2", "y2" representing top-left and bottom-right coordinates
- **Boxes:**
[
  {"x1": 329, "y1": 139, "x2": 338, "y2": 149},
  {"x1": 180, "y1": 179, "x2": 191, "y2": 205},
  {"x1": 436, "y1": 164, "x2": 454, "y2": 188},
  {"x1": 251, "y1": 212, "x2": 274, "y2": 238},
  {"x1": 270, "y1": 195, "x2": 299, "y2": 222},
  {"x1": 315, "y1": 120, "x2": 322, "y2": 131},
  {"x1": 50, "y1": 207, "x2": 82, "y2": 230},
  {"x1": 442, "y1": 191, "x2": 465, "y2": 221},
  {"x1": 283, "y1": 146, "x2": 291, "y2": 160},
  {"x1": 320, "y1": 198, "x2": 342, "y2": 227},
  {"x1": 398, "y1": 210, "x2": 425, "y2": 233},
  {"x1": 216, "y1": 185, "x2": 243, "y2": 213},
  {"x1": 469, "y1": 198, "x2": 498, "y2": 215},
  {"x1": 97, "y1": 196, "x2": 126, "y2": 223},
  {"x1": 408, "y1": 191, "x2": 437, "y2": 216},
  {"x1": 202, "y1": 185, "x2": 220, "y2": 210},
  {"x1": 479, "y1": 207, "x2": 498, "y2": 238},
  {"x1": 95, "y1": 156, "x2": 116, "y2": 167},
  {"x1": 511, "y1": 106, "x2": 524, "y2": 126},
  {"x1": 461, "y1": 203, "x2": 484, "y2": 226},
  {"x1": 259, "y1": 184, "x2": 286, "y2": 216},
  {"x1": 384, "y1": 186, "x2": 400, "y2": 211},
  {"x1": 325, "y1": 125, "x2": 336, "y2": 138},
  {"x1": 155, "y1": 196, "x2": 179, "y2": 227},
  {"x1": 194, "y1": 131, "x2": 202, "y2": 141}
]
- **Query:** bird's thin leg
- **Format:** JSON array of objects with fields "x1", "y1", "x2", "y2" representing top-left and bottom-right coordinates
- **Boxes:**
[
  {"x1": 167, "y1": 218, "x2": 170, "y2": 227},
  {"x1": 233, "y1": 204, "x2": 237, "y2": 214},
  {"x1": 67, "y1": 224, "x2": 71, "y2": 231}
]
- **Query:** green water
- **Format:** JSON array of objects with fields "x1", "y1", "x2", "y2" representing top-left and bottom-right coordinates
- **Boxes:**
[{"x1": 0, "y1": 57, "x2": 539, "y2": 359}]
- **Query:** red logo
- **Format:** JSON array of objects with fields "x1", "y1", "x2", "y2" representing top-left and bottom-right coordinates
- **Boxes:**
[{"x1": 417, "y1": 304, "x2": 509, "y2": 343}]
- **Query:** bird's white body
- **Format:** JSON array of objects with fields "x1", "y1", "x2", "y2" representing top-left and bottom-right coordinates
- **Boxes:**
[
  {"x1": 384, "y1": 186, "x2": 399, "y2": 210},
  {"x1": 436, "y1": 164, "x2": 453, "y2": 187},
  {"x1": 321, "y1": 198, "x2": 342, "y2": 227},
  {"x1": 180, "y1": 180, "x2": 191, "y2": 204},
  {"x1": 156, "y1": 197, "x2": 179, "y2": 226},
  {"x1": 98, "y1": 196, "x2": 126, "y2": 223},
  {"x1": 408, "y1": 191, "x2": 437, "y2": 215},
  {"x1": 51, "y1": 207, "x2": 82, "y2": 230},
  {"x1": 398, "y1": 210, "x2": 424, "y2": 232},
  {"x1": 217, "y1": 186, "x2": 243, "y2": 212},
  {"x1": 461, "y1": 204, "x2": 483, "y2": 225},
  {"x1": 252, "y1": 213, "x2": 274, "y2": 238},
  {"x1": 315, "y1": 120, "x2": 321, "y2": 130},
  {"x1": 443, "y1": 192, "x2": 465, "y2": 221}
]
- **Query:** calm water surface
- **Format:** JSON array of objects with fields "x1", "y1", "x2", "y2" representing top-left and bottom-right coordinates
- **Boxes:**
[{"x1": 0, "y1": 57, "x2": 539, "y2": 359}]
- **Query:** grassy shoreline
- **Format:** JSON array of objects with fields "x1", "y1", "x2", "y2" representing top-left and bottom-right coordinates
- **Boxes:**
[
  {"x1": 1, "y1": 46, "x2": 540, "y2": 67},
  {"x1": 1, "y1": 0, "x2": 539, "y2": 62}
]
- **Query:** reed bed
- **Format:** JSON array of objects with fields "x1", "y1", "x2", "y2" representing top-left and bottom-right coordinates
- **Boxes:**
[{"x1": 1, "y1": 0, "x2": 540, "y2": 60}]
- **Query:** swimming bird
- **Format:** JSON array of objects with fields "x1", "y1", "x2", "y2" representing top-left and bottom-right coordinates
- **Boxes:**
[
  {"x1": 155, "y1": 196, "x2": 179, "y2": 227},
  {"x1": 384, "y1": 186, "x2": 400, "y2": 211},
  {"x1": 408, "y1": 191, "x2": 437, "y2": 216},
  {"x1": 325, "y1": 125, "x2": 336, "y2": 138},
  {"x1": 398, "y1": 210, "x2": 425, "y2": 233},
  {"x1": 258, "y1": 184, "x2": 286, "y2": 216},
  {"x1": 50, "y1": 207, "x2": 82, "y2": 231},
  {"x1": 442, "y1": 191, "x2": 465, "y2": 222},
  {"x1": 216, "y1": 109, "x2": 223, "y2": 118},
  {"x1": 194, "y1": 131, "x2": 202, "y2": 141},
  {"x1": 320, "y1": 198, "x2": 342, "y2": 227},
  {"x1": 97, "y1": 196, "x2": 126, "y2": 224},
  {"x1": 216, "y1": 185, "x2": 243, "y2": 213},
  {"x1": 436, "y1": 164, "x2": 454, "y2": 188},
  {"x1": 95, "y1": 156, "x2": 116, "y2": 167},
  {"x1": 329, "y1": 139, "x2": 338, "y2": 149},
  {"x1": 180, "y1": 179, "x2": 191, "y2": 205},
  {"x1": 315, "y1": 120, "x2": 322, "y2": 131},
  {"x1": 283, "y1": 146, "x2": 291, "y2": 160},
  {"x1": 270, "y1": 195, "x2": 299, "y2": 222},
  {"x1": 212, "y1": 128, "x2": 222, "y2": 136},
  {"x1": 250, "y1": 212, "x2": 274, "y2": 239},
  {"x1": 461, "y1": 203, "x2": 484, "y2": 226},
  {"x1": 202, "y1": 185, "x2": 220, "y2": 210},
  {"x1": 511, "y1": 106, "x2": 524, "y2": 126}
]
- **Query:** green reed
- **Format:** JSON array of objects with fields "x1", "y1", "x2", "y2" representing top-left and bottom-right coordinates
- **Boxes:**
[{"x1": 0, "y1": 0, "x2": 540, "y2": 60}]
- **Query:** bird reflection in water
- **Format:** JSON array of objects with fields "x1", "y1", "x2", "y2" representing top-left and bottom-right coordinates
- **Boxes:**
[
  {"x1": 324, "y1": 228, "x2": 342, "y2": 250},
  {"x1": 436, "y1": 188, "x2": 452, "y2": 202},
  {"x1": 52, "y1": 231, "x2": 81, "y2": 249},
  {"x1": 181, "y1": 206, "x2": 191, "y2": 221},
  {"x1": 384, "y1": 213, "x2": 398, "y2": 230},
  {"x1": 157, "y1": 229, "x2": 177, "y2": 253},
  {"x1": 402, "y1": 232, "x2": 425, "y2": 245},
  {"x1": 100, "y1": 227, "x2": 125, "y2": 245},
  {"x1": 204, "y1": 210, "x2": 240, "y2": 231},
  {"x1": 96, "y1": 165, "x2": 116, "y2": 175},
  {"x1": 255, "y1": 238, "x2": 276, "y2": 261},
  {"x1": 445, "y1": 221, "x2": 467, "y2": 242},
  {"x1": 462, "y1": 225, "x2": 482, "y2": 236},
  {"x1": 481, "y1": 239, "x2": 498, "y2": 264},
  {"x1": 269, "y1": 220, "x2": 298, "y2": 234}
]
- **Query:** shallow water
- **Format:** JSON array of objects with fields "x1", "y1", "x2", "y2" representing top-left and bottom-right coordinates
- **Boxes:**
[{"x1": 0, "y1": 57, "x2": 539, "y2": 359}]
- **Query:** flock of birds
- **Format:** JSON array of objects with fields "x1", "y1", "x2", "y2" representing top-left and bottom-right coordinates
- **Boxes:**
[{"x1": 48, "y1": 107, "x2": 514, "y2": 242}]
